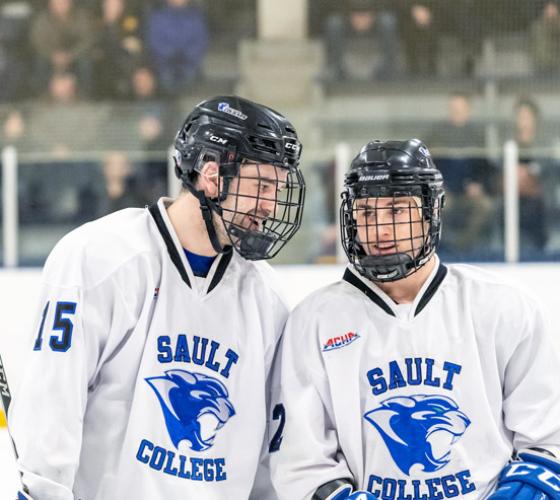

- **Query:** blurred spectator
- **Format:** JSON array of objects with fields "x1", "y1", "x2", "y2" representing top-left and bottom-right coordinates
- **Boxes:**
[
  {"x1": 129, "y1": 65, "x2": 168, "y2": 151},
  {"x1": 30, "y1": 0, "x2": 94, "y2": 95},
  {"x1": 77, "y1": 152, "x2": 142, "y2": 221},
  {"x1": 47, "y1": 71, "x2": 79, "y2": 104},
  {"x1": 439, "y1": 0, "x2": 485, "y2": 77},
  {"x1": 0, "y1": 2, "x2": 32, "y2": 101},
  {"x1": 146, "y1": 0, "x2": 208, "y2": 96},
  {"x1": 130, "y1": 65, "x2": 169, "y2": 200},
  {"x1": 397, "y1": 1, "x2": 439, "y2": 77},
  {"x1": 131, "y1": 65, "x2": 158, "y2": 100},
  {"x1": 101, "y1": 152, "x2": 140, "y2": 211},
  {"x1": 1, "y1": 109, "x2": 27, "y2": 148},
  {"x1": 428, "y1": 93, "x2": 495, "y2": 257},
  {"x1": 511, "y1": 98, "x2": 550, "y2": 252},
  {"x1": 531, "y1": 0, "x2": 560, "y2": 75},
  {"x1": 428, "y1": 92, "x2": 485, "y2": 152},
  {"x1": 323, "y1": 0, "x2": 398, "y2": 80},
  {"x1": 93, "y1": 0, "x2": 143, "y2": 99},
  {"x1": 27, "y1": 72, "x2": 107, "y2": 156}
]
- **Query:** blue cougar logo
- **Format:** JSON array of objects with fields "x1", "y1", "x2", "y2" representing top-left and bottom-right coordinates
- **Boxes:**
[
  {"x1": 146, "y1": 369, "x2": 235, "y2": 451},
  {"x1": 364, "y1": 394, "x2": 470, "y2": 475}
]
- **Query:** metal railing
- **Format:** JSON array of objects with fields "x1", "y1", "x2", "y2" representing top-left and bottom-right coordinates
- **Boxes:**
[
  {"x1": 1, "y1": 148, "x2": 179, "y2": 267},
  {"x1": 0, "y1": 142, "x2": 556, "y2": 266}
]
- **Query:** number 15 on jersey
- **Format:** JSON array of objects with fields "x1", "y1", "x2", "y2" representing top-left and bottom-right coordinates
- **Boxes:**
[{"x1": 33, "y1": 301, "x2": 77, "y2": 352}]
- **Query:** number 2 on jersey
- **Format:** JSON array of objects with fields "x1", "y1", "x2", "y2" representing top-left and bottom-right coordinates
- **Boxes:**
[
  {"x1": 33, "y1": 301, "x2": 77, "y2": 352},
  {"x1": 269, "y1": 403, "x2": 286, "y2": 452}
]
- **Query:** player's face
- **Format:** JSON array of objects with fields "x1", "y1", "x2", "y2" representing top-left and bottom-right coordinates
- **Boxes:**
[
  {"x1": 218, "y1": 162, "x2": 288, "y2": 240},
  {"x1": 353, "y1": 196, "x2": 427, "y2": 258}
]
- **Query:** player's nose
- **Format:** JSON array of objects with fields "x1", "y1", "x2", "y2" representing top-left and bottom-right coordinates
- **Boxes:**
[{"x1": 258, "y1": 197, "x2": 275, "y2": 217}]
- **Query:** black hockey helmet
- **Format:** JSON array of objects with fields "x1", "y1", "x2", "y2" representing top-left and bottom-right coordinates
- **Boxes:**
[
  {"x1": 174, "y1": 96, "x2": 305, "y2": 260},
  {"x1": 340, "y1": 139, "x2": 444, "y2": 282}
]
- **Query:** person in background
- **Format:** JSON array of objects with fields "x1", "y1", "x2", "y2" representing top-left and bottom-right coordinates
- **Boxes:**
[
  {"x1": 93, "y1": 0, "x2": 143, "y2": 99},
  {"x1": 511, "y1": 97, "x2": 550, "y2": 254},
  {"x1": 146, "y1": 0, "x2": 208, "y2": 95},
  {"x1": 427, "y1": 92, "x2": 495, "y2": 258},
  {"x1": 531, "y1": 0, "x2": 560, "y2": 75},
  {"x1": 398, "y1": 0, "x2": 440, "y2": 77},
  {"x1": 323, "y1": 0, "x2": 398, "y2": 80},
  {"x1": 30, "y1": 0, "x2": 94, "y2": 95}
]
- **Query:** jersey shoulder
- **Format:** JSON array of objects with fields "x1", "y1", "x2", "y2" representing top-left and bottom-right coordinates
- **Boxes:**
[
  {"x1": 445, "y1": 263, "x2": 541, "y2": 311},
  {"x1": 241, "y1": 259, "x2": 290, "y2": 314},
  {"x1": 290, "y1": 278, "x2": 354, "y2": 320},
  {"x1": 43, "y1": 207, "x2": 159, "y2": 289}
]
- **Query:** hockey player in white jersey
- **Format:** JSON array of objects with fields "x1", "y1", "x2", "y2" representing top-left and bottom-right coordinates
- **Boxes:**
[
  {"x1": 8, "y1": 95, "x2": 305, "y2": 500},
  {"x1": 269, "y1": 139, "x2": 560, "y2": 500}
]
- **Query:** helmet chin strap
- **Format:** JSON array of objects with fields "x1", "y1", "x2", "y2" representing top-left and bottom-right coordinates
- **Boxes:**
[
  {"x1": 183, "y1": 181, "x2": 230, "y2": 255},
  {"x1": 360, "y1": 252, "x2": 414, "y2": 282},
  {"x1": 229, "y1": 225, "x2": 278, "y2": 260}
]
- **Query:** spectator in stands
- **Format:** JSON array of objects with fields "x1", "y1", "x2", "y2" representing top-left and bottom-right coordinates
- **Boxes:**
[
  {"x1": 146, "y1": 0, "x2": 208, "y2": 96},
  {"x1": 427, "y1": 92, "x2": 495, "y2": 257},
  {"x1": 1, "y1": 109, "x2": 27, "y2": 149},
  {"x1": 30, "y1": 0, "x2": 94, "y2": 95},
  {"x1": 0, "y1": 4, "x2": 31, "y2": 101},
  {"x1": 101, "y1": 152, "x2": 141, "y2": 211},
  {"x1": 511, "y1": 97, "x2": 550, "y2": 253},
  {"x1": 323, "y1": 0, "x2": 398, "y2": 80},
  {"x1": 77, "y1": 151, "x2": 142, "y2": 222},
  {"x1": 129, "y1": 65, "x2": 168, "y2": 151},
  {"x1": 93, "y1": 0, "x2": 143, "y2": 99},
  {"x1": 28, "y1": 72, "x2": 106, "y2": 156},
  {"x1": 531, "y1": 0, "x2": 560, "y2": 75},
  {"x1": 439, "y1": 0, "x2": 486, "y2": 77},
  {"x1": 129, "y1": 65, "x2": 169, "y2": 200},
  {"x1": 398, "y1": 1, "x2": 440, "y2": 77}
]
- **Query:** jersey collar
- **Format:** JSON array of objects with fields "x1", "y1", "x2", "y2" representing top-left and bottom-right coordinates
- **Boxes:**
[
  {"x1": 343, "y1": 256, "x2": 448, "y2": 318},
  {"x1": 148, "y1": 198, "x2": 233, "y2": 293}
]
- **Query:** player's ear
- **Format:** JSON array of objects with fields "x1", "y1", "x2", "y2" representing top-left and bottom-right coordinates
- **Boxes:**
[{"x1": 198, "y1": 161, "x2": 220, "y2": 198}]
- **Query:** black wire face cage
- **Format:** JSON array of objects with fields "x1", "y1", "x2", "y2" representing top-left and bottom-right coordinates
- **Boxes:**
[
  {"x1": 341, "y1": 187, "x2": 444, "y2": 282},
  {"x1": 215, "y1": 159, "x2": 306, "y2": 260}
]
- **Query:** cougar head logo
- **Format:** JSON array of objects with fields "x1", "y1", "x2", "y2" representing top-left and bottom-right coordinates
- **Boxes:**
[
  {"x1": 146, "y1": 369, "x2": 235, "y2": 451},
  {"x1": 364, "y1": 394, "x2": 470, "y2": 475}
]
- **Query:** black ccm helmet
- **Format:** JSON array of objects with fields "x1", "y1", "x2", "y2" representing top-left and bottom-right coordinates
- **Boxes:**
[
  {"x1": 174, "y1": 96, "x2": 306, "y2": 260},
  {"x1": 340, "y1": 139, "x2": 444, "y2": 282}
]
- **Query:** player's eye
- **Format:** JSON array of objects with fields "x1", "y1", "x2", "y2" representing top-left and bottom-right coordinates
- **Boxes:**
[{"x1": 357, "y1": 206, "x2": 372, "y2": 216}]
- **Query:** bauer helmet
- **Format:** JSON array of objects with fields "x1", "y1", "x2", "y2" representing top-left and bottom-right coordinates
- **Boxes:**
[{"x1": 340, "y1": 139, "x2": 444, "y2": 282}]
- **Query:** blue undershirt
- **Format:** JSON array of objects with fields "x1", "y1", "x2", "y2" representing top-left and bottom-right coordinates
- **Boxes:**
[{"x1": 184, "y1": 249, "x2": 216, "y2": 278}]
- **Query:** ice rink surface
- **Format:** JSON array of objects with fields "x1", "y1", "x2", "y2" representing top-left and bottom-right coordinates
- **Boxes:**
[{"x1": 1, "y1": 428, "x2": 20, "y2": 499}]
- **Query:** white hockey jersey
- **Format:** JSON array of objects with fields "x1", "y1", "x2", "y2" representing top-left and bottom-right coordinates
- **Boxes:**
[
  {"x1": 9, "y1": 198, "x2": 287, "y2": 500},
  {"x1": 269, "y1": 259, "x2": 560, "y2": 500}
]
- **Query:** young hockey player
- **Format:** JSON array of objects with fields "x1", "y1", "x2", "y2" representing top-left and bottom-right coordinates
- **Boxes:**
[
  {"x1": 270, "y1": 139, "x2": 560, "y2": 500},
  {"x1": 9, "y1": 96, "x2": 305, "y2": 499}
]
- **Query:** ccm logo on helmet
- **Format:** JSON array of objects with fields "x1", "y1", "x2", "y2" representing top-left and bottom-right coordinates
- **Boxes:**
[
  {"x1": 209, "y1": 135, "x2": 228, "y2": 145},
  {"x1": 285, "y1": 142, "x2": 300, "y2": 153}
]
